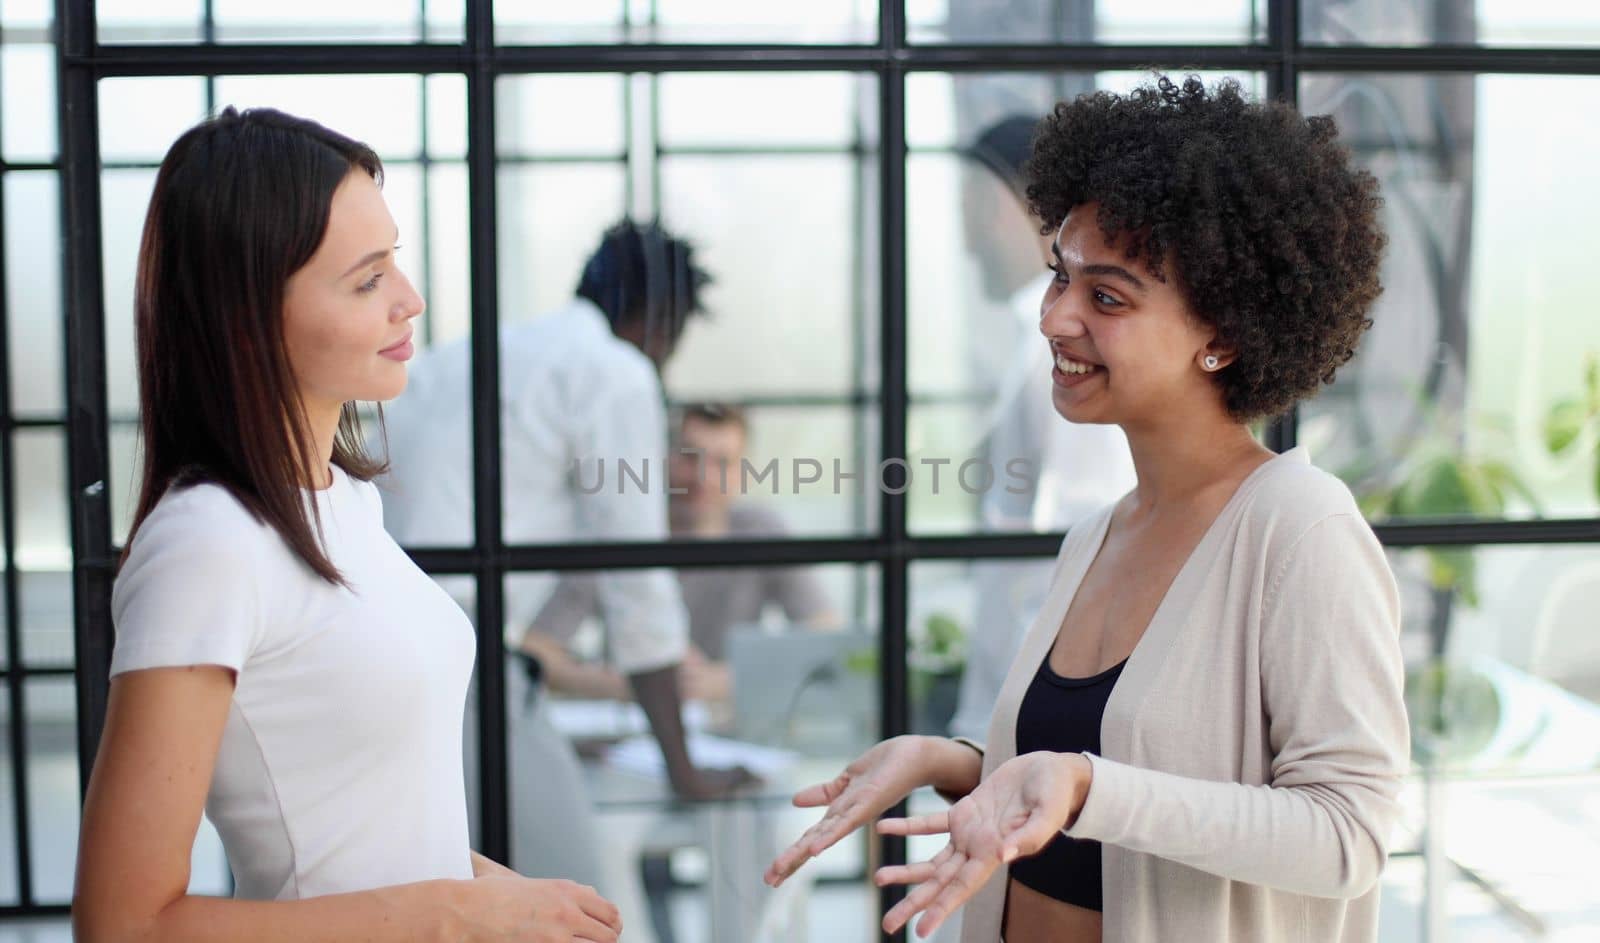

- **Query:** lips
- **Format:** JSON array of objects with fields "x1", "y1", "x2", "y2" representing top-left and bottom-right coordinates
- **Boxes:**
[
  {"x1": 380, "y1": 329, "x2": 414, "y2": 355},
  {"x1": 1051, "y1": 344, "x2": 1100, "y2": 367}
]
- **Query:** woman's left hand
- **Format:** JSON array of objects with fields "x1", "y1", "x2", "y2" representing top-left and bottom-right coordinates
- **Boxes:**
[{"x1": 873, "y1": 751, "x2": 1094, "y2": 938}]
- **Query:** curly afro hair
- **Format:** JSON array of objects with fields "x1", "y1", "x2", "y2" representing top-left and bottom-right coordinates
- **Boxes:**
[{"x1": 1024, "y1": 74, "x2": 1386, "y2": 422}]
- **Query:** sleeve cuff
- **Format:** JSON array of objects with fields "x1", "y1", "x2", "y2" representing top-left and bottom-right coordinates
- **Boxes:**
[
  {"x1": 934, "y1": 737, "x2": 986, "y2": 804},
  {"x1": 1060, "y1": 752, "x2": 1131, "y2": 842},
  {"x1": 951, "y1": 736, "x2": 985, "y2": 756},
  {"x1": 613, "y1": 637, "x2": 689, "y2": 676}
]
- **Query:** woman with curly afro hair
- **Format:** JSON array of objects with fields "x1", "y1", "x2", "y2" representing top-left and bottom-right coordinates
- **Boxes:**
[{"x1": 768, "y1": 75, "x2": 1409, "y2": 943}]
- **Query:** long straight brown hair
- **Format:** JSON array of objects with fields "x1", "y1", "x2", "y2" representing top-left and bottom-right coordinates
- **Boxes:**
[{"x1": 124, "y1": 106, "x2": 389, "y2": 585}]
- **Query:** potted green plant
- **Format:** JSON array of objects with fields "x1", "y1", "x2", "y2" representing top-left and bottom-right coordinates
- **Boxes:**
[
  {"x1": 1354, "y1": 412, "x2": 1537, "y2": 764},
  {"x1": 1540, "y1": 352, "x2": 1600, "y2": 502},
  {"x1": 843, "y1": 611, "x2": 968, "y2": 736},
  {"x1": 909, "y1": 612, "x2": 967, "y2": 735}
]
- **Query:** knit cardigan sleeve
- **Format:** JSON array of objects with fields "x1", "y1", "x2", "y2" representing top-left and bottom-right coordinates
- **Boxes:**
[{"x1": 1060, "y1": 512, "x2": 1410, "y2": 899}]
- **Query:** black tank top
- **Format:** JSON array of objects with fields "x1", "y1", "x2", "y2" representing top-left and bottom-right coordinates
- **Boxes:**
[{"x1": 1008, "y1": 653, "x2": 1127, "y2": 912}]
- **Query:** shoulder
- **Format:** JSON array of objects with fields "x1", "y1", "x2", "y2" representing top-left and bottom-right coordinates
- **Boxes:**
[
  {"x1": 1235, "y1": 455, "x2": 1394, "y2": 605},
  {"x1": 338, "y1": 468, "x2": 387, "y2": 521},
  {"x1": 594, "y1": 336, "x2": 660, "y2": 397},
  {"x1": 133, "y1": 480, "x2": 274, "y2": 551},
  {"x1": 114, "y1": 482, "x2": 274, "y2": 604},
  {"x1": 508, "y1": 300, "x2": 660, "y2": 400},
  {"x1": 1238, "y1": 451, "x2": 1367, "y2": 544}
]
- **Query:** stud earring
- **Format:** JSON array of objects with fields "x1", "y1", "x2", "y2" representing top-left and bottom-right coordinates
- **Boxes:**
[{"x1": 1203, "y1": 355, "x2": 1220, "y2": 371}]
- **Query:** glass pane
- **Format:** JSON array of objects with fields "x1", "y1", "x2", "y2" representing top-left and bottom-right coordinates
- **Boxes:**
[
  {"x1": 660, "y1": 155, "x2": 868, "y2": 395},
  {"x1": 12, "y1": 430, "x2": 68, "y2": 573},
  {"x1": 212, "y1": 0, "x2": 459, "y2": 43},
  {"x1": 905, "y1": 72, "x2": 1262, "y2": 535},
  {"x1": 100, "y1": 168, "x2": 155, "y2": 422},
  {"x1": 213, "y1": 75, "x2": 425, "y2": 157},
  {"x1": 18, "y1": 569, "x2": 71, "y2": 668},
  {"x1": 495, "y1": 163, "x2": 628, "y2": 320},
  {"x1": 1, "y1": 0, "x2": 52, "y2": 31},
  {"x1": 909, "y1": 558, "x2": 1056, "y2": 741},
  {"x1": 0, "y1": 693, "x2": 13, "y2": 904},
  {"x1": 657, "y1": 73, "x2": 866, "y2": 149},
  {"x1": 494, "y1": 0, "x2": 877, "y2": 44},
  {"x1": 1299, "y1": 74, "x2": 1600, "y2": 523},
  {"x1": 1, "y1": 486, "x2": 7, "y2": 668},
  {"x1": 422, "y1": 163, "x2": 471, "y2": 348},
  {"x1": 99, "y1": 77, "x2": 207, "y2": 164},
  {"x1": 25, "y1": 678, "x2": 78, "y2": 904},
  {"x1": 1302, "y1": 0, "x2": 1600, "y2": 47},
  {"x1": 497, "y1": 75, "x2": 627, "y2": 158},
  {"x1": 426, "y1": 74, "x2": 467, "y2": 161},
  {"x1": 910, "y1": 0, "x2": 1266, "y2": 44},
  {"x1": 109, "y1": 421, "x2": 141, "y2": 549},
  {"x1": 97, "y1": 0, "x2": 465, "y2": 43},
  {"x1": 691, "y1": 404, "x2": 871, "y2": 539},
  {"x1": 1387, "y1": 543, "x2": 1600, "y2": 939},
  {"x1": 504, "y1": 562, "x2": 877, "y2": 943},
  {"x1": 96, "y1": 0, "x2": 204, "y2": 43},
  {"x1": 5, "y1": 171, "x2": 63, "y2": 417},
  {"x1": 475, "y1": 73, "x2": 879, "y2": 547},
  {"x1": 1, "y1": 43, "x2": 57, "y2": 162}
]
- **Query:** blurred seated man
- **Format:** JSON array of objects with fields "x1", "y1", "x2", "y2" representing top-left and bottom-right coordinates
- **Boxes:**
[{"x1": 521, "y1": 403, "x2": 838, "y2": 706}]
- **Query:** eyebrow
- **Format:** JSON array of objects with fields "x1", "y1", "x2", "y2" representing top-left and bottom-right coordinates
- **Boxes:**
[
  {"x1": 340, "y1": 227, "x2": 401, "y2": 279},
  {"x1": 1051, "y1": 241, "x2": 1147, "y2": 291}
]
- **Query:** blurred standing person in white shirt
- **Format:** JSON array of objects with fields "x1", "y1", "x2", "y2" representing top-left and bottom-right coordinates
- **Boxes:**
[
  {"x1": 948, "y1": 116, "x2": 1136, "y2": 742},
  {"x1": 379, "y1": 220, "x2": 750, "y2": 892}
]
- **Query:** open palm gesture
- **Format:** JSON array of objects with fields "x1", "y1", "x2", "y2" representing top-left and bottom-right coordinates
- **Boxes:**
[
  {"x1": 873, "y1": 751, "x2": 1092, "y2": 938},
  {"x1": 765, "y1": 736, "x2": 937, "y2": 887}
]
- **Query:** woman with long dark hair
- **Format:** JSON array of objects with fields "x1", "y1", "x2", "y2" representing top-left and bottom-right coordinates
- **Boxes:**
[
  {"x1": 767, "y1": 75, "x2": 1408, "y2": 943},
  {"x1": 72, "y1": 107, "x2": 622, "y2": 943}
]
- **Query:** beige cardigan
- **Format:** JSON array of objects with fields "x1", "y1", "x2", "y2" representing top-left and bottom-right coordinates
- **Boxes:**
[{"x1": 959, "y1": 448, "x2": 1410, "y2": 942}]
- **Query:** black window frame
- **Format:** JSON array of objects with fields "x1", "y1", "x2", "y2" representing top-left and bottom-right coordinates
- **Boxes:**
[{"x1": 0, "y1": 0, "x2": 1592, "y2": 929}]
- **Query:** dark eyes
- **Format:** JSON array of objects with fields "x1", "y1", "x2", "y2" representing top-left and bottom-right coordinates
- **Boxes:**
[{"x1": 1046, "y1": 264, "x2": 1122, "y2": 307}]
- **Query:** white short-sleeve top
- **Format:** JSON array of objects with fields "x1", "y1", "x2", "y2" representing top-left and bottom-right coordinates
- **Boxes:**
[{"x1": 110, "y1": 465, "x2": 477, "y2": 900}]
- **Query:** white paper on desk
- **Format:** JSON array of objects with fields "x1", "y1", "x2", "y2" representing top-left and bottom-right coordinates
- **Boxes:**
[
  {"x1": 605, "y1": 733, "x2": 800, "y2": 781},
  {"x1": 544, "y1": 699, "x2": 711, "y2": 740}
]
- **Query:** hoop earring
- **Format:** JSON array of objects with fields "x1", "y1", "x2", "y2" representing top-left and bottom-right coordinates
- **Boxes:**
[{"x1": 1203, "y1": 355, "x2": 1220, "y2": 371}]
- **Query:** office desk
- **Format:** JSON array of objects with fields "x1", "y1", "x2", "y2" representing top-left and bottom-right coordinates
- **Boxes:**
[
  {"x1": 548, "y1": 699, "x2": 863, "y2": 943},
  {"x1": 1406, "y1": 657, "x2": 1600, "y2": 941}
]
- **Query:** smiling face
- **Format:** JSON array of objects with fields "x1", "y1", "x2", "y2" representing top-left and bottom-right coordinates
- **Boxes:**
[
  {"x1": 1038, "y1": 203, "x2": 1233, "y2": 430},
  {"x1": 281, "y1": 170, "x2": 424, "y2": 417},
  {"x1": 670, "y1": 412, "x2": 747, "y2": 515}
]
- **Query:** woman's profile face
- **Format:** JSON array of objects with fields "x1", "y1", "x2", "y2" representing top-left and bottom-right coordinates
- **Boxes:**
[
  {"x1": 1038, "y1": 203, "x2": 1224, "y2": 430},
  {"x1": 282, "y1": 170, "x2": 424, "y2": 415}
]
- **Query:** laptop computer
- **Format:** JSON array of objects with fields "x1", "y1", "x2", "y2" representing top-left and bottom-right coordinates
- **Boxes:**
[{"x1": 726, "y1": 623, "x2": 878, "y2": 757}]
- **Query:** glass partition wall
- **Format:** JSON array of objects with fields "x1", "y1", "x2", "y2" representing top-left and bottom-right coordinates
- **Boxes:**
[{"x1": 2, "y1": 0, "x2": 1595, "y2": 939}]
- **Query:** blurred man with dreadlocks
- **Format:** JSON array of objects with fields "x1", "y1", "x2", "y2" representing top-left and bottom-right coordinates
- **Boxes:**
[{"x1": 379, "y1": 219, "x2": 752, "y2": 896}]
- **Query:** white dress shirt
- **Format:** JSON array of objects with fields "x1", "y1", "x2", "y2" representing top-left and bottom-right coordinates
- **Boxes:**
[{"x1": 379, "y1": 297, "x2": 688, "y2": 674}]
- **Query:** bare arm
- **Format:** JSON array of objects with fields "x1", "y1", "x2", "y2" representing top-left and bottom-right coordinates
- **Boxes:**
[
  {"x1": 74, "y1": 668, "x2": 620, "y2": 943},
  {"x1": 516, "y1": 630, "x2": 630, "y2": 701}
]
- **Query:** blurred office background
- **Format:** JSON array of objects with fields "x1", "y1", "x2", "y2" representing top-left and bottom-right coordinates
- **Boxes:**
[{"x1": 3, "y1": 0, "x2": 1600, "y2": 940}]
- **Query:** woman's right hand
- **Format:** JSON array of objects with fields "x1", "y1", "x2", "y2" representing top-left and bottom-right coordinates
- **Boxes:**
[
  {"x1": 450, "y1": 876, "x2": 623, "y2": 942},
  {"x1": 765, "y1": 735, "x2": 955, "y2": 887}
]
